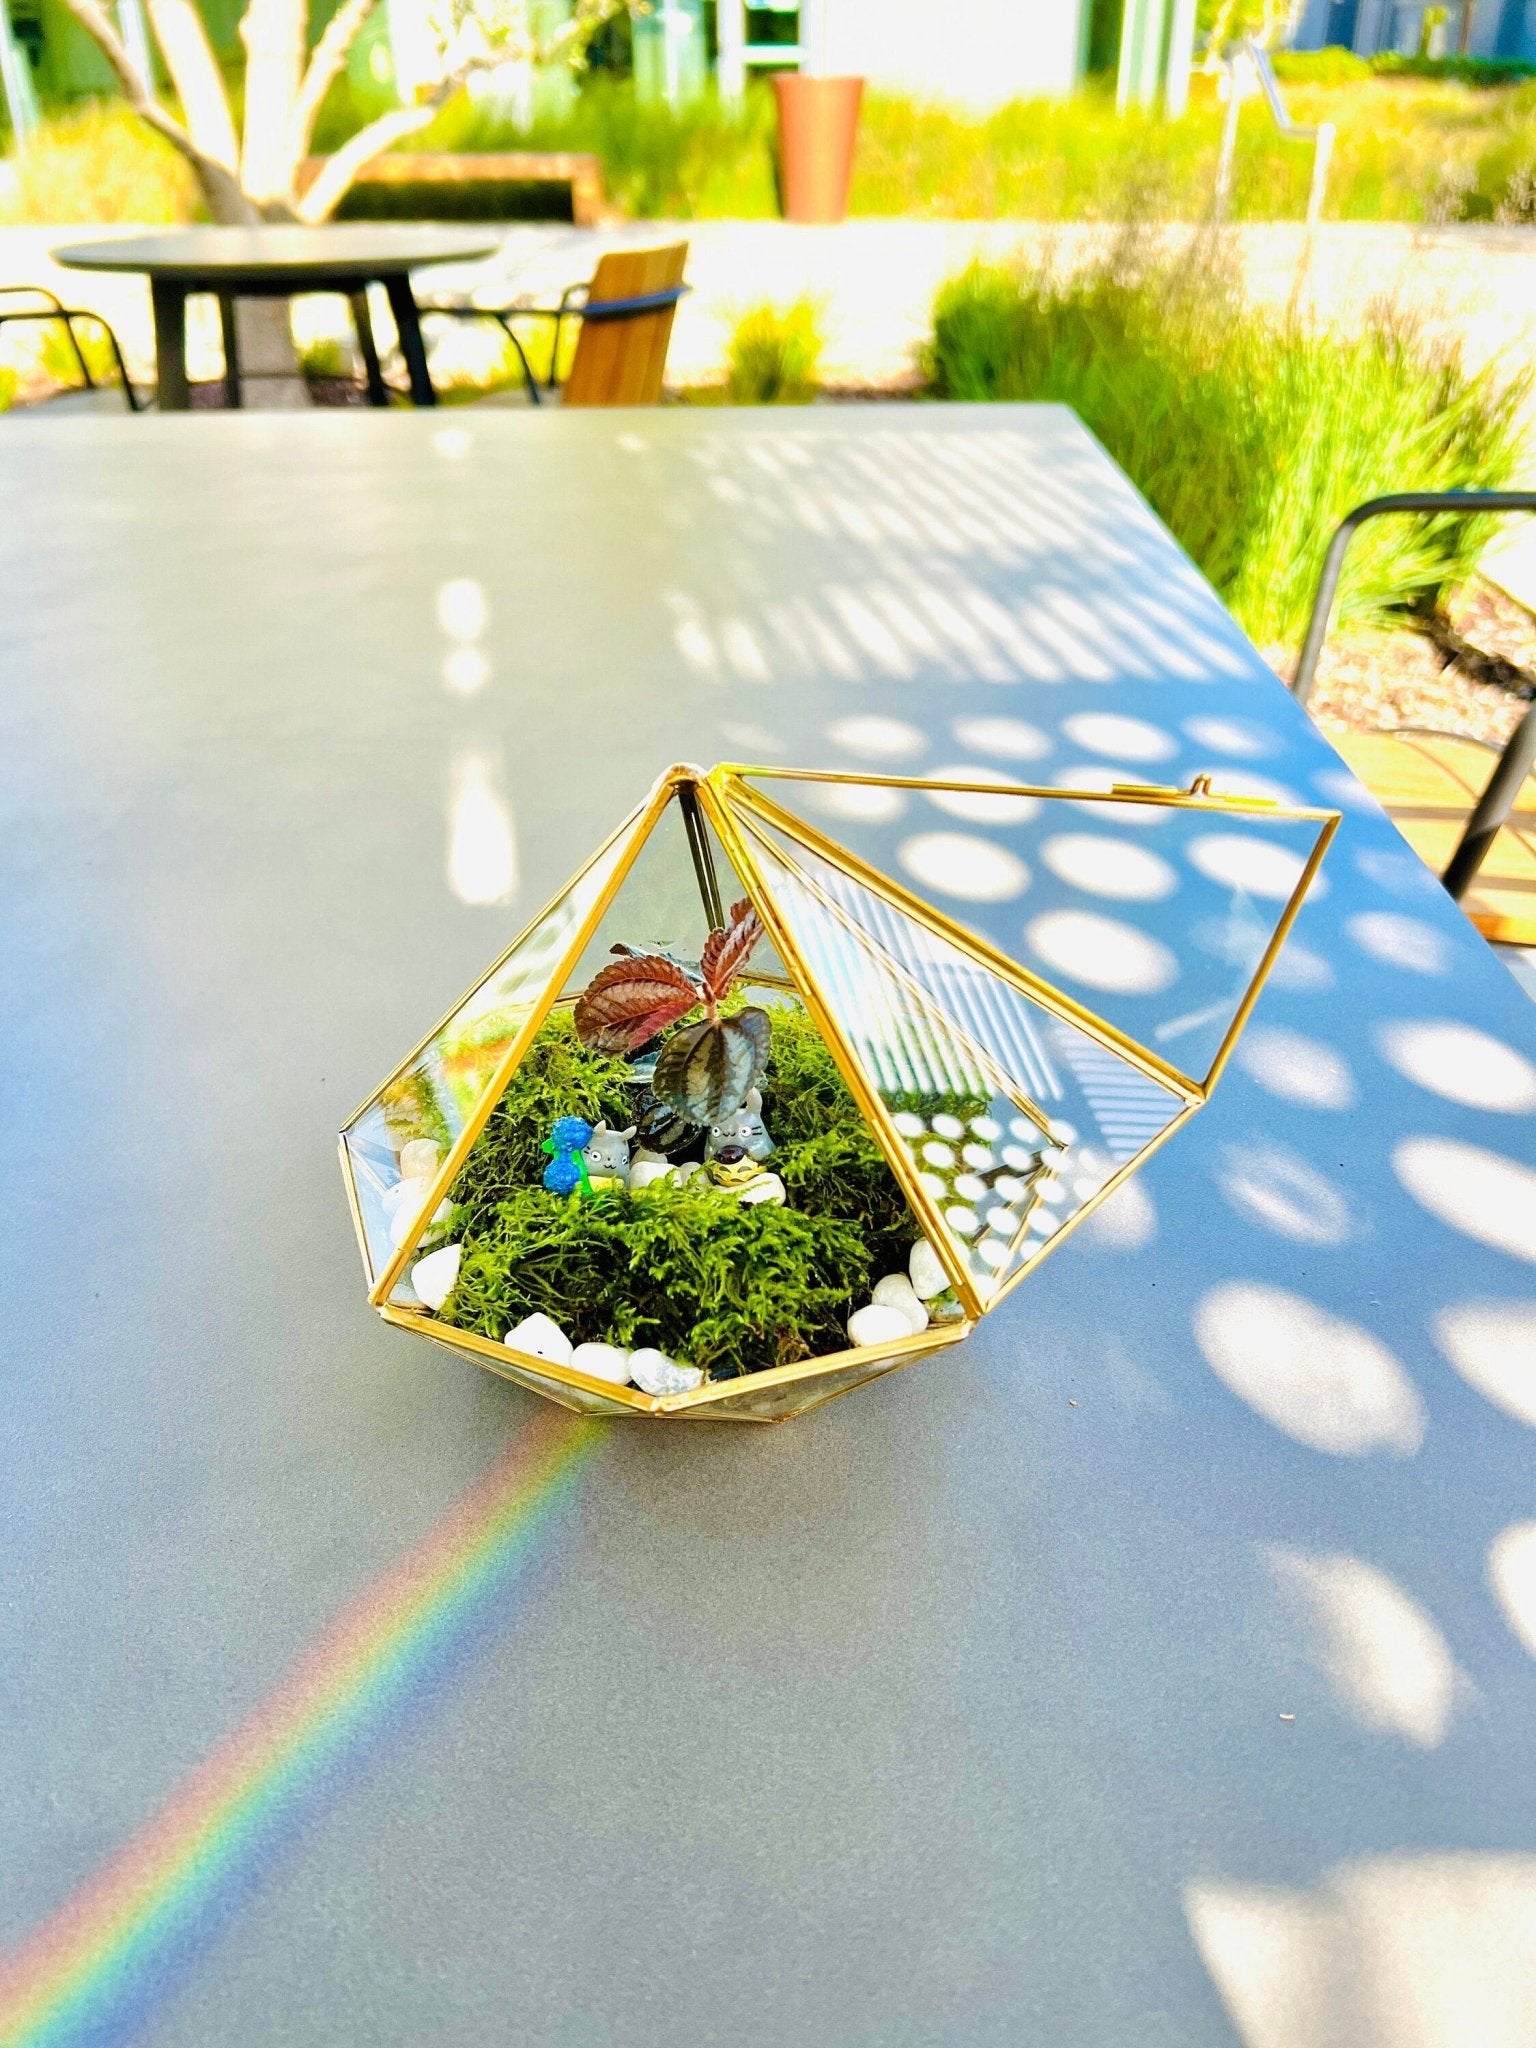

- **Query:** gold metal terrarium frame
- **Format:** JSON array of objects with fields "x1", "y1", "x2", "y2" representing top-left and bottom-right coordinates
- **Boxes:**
[{"x1": 340, "y1": 763, "x2": 1339, "y2": 1423}]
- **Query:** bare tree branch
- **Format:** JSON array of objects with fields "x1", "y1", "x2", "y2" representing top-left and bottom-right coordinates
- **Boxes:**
[
  {"x1": 290, "y1": 0, "x2": 380, "y2": 167},
  {"x1": 292, "y1": 100, "x2": 444, "y2": 222},
  {"x1": 55, "y1": 0, "x2": 252, "y2": 218},
  {"x1": 141, "y1": 0, "x2": 241, "y2": 171}
]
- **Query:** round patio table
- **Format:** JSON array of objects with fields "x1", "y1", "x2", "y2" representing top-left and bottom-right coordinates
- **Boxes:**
[{"x1": 55, "y1": 225, "x2": 500, "y2": 411}]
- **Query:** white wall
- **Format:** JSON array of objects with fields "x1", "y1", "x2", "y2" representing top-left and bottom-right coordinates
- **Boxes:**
[{"x1": 822, "y1": 0, "x2": 1088, "y2": 106}]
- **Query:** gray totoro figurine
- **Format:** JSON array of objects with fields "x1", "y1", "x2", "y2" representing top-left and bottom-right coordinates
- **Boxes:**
[
  {"x1": 582, "y1": 1121, "x2": 636, "y2": 1190},
  {"x1": 705, "y1": 1087, "x2": 774, "y2": 1162}
]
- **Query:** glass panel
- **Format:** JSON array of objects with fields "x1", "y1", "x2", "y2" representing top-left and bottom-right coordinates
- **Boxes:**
[
  {"x1": 737, "y1": 771, "x2": 1331, "y2": 1084},
  {"x1": 683, "y1": 1350, "x2": 929, "y2": 1421},
  {"x1": 450, "y1": 1338, "x2": 644, "y2": 1417},
  {"x1": 739, "y1": 814, "x2": 1186, "y2": 1302},
  {"x1": 340, "y1": 819, "x2": 639, "y2": 1288}
]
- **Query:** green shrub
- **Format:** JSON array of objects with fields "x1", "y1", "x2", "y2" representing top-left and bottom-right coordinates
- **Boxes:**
[
  {"x1": 2, "y1": 101, "x2": 200, "y2": 223},
  {"x1": 440, "y1": 1006, "x2": 922, "y2": 1378},
  {"x1": 407, "y1": 76, "x2": 780, "y2": 218},
  {"x1": 1372, "y1": 53, "x2": 1536, "y2": 85},
  {"x1": 1273, "y1": 49, "x2": 1373, "y2": 85},
  {"x1": 923, "y1": 237, "x2": 1531, "y2": 648},
  {"x1": 724, "y1": 298, "x2": 823, "y2": 404}
]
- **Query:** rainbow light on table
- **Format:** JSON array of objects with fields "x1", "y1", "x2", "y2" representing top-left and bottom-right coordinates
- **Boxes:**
[{"x1": 0, "y1": 1409, "x2": 601, "y2": 2048}]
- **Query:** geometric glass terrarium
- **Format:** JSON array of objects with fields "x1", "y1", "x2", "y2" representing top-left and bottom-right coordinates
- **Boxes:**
[{"x1": 341, "y1": 763, "x2": 1338, "y2": 1423}]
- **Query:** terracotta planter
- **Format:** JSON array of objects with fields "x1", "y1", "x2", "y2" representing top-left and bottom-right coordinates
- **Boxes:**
[{"x1": 771, "y1": 73, "x2": 864, "y2": 224}]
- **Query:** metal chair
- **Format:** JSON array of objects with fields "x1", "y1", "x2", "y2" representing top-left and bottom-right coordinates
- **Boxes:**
[
  {"x1": 1291, "y1": 491, "x2": 1536, "y2": 923},
  {"x1": 0, "y1": 287, "x2": 141, "y2": 411},
  {"x1": 419, "y1": 244, "x2": 690, "y2": 408}
]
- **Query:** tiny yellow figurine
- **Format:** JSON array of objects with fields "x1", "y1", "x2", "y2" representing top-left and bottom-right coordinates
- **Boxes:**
[{"x1": 705, "y1": 1144, "x2": 786, "y2": 1207}]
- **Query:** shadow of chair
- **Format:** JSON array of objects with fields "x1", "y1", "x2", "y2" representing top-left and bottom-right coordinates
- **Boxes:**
[
  {"x1": 419, "y1": 243, "x2": 689, "y2": 408},
  {"x1": 0, "y1": 287, "x2": 141, "y2": 412},
  {"x1": 1291, "y1": 491, "x2": 1536, "y2": 946}
]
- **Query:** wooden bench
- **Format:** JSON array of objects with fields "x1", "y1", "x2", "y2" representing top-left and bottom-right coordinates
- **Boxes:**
[{"x1": 299, "y1": 152, "x2": 611, "y2": 227}]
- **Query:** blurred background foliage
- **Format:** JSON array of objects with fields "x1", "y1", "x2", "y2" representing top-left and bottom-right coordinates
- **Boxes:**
[{"x1": 10, "y1": 68, "x2": 1536, "y2": 225}]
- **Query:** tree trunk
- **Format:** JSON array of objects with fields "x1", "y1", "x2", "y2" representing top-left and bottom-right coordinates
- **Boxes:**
[{"x1": 202, "y1": 180, "x2": 311, "y2": 408}]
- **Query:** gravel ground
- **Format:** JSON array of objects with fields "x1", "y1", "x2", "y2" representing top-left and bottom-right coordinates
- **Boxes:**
[{"x1": 1269, "y1": 580, "x2": 1536, "y2": 748}]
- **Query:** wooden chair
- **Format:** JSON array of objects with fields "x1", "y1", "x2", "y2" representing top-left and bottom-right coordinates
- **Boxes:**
[
  {"x1": 1291, "y1": 491, "x2": 1536, "y2": 946},
  {"x1": 421, "y1": 243, "x2": 689, "y2": 408}
]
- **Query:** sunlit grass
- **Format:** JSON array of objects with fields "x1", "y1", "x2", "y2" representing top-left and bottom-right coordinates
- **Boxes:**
[{"x1": 924, "y1": 234, "x2": 1532, "y2": 648}]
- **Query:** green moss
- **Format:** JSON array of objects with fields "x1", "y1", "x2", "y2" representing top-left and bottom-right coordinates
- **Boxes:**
[{"x1": 438, "y1": 1005, "x2": 931, "y2": 1378}]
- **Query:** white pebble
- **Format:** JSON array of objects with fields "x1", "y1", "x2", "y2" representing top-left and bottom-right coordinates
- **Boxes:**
[
  {"x1": 628, "y1": 1157, "x2": 674, "y2": 1191},
  {"x1": 629, "y1": 1347, "x2": 704, "y2": 1396},
  {"x1": 871, "y1": 1273, "x2": 929, "y2": 1334},
  {"x1": 399, "y1": 1138, "x2": 442, "y2": 1182},
  {"x1": 410, "y1": 1243, "x2": 461, "y2": 1312},
  {"x1": 847, "y1": 1304, "x2": 915, "y2": 1349},
  {"x1": 503, "y1": 1312, "x2": 573, "y2": 1366},
  {"x1": 908, "y1": 1238, "x2": 949, "y2": 1299},
  {"x1": 571, "y1": 1342, "x2": 632, "y2": 1385}
]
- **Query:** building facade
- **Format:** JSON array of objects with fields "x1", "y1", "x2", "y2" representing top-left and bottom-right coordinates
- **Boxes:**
[{"x1": 1290, "y1": 0, "x2": 1536, "y2": 61}]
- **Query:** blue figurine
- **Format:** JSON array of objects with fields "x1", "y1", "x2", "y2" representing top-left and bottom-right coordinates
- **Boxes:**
[{"x1": 542, "y1": 1116, "x2": 595, "y2": 1196}]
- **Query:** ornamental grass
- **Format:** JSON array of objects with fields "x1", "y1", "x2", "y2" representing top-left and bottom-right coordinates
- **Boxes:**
[{"x1": 923, "y1": 234, "x2": 1531, "y2": 649}]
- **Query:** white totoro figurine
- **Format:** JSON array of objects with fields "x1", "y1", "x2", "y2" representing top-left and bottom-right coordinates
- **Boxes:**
[
  {"x1": 705, "y1": 1087, "x2": 774, "y2": 1163},
  {"x1": 582, "y1": 1122, "x2": 636, "y2": 1191}
]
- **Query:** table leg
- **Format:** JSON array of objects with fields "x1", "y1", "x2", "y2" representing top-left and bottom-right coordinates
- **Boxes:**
[
  {"x1": 383, "y1": 274, "x2": 437, "y2": 407},
  {"x1": 349, "y1": 289, "x2": 387, "y2": 407},
  {"x1": 217, "y1": 293, "x2": 242, "y2": 408},
  {"x1": 149, "y1": 278, "x2": 190, "y2": 411}
]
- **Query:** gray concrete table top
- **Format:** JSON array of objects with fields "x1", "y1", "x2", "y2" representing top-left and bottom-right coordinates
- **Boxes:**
[{"x1": 0, "y1": 405, "x2": 1532, "y2": 2048}]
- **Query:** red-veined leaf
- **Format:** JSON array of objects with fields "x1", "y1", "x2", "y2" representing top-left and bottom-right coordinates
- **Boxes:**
[
  {"x1": 574, "y1": 955, "x2": 700, "y2": 1053},
  {"x1": 699, "y1": 899, "x2": 764, "y2": 1003}
]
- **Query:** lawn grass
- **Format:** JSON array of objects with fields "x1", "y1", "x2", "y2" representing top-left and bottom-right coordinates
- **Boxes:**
[{"x1": 923, "y1": 233, "x2": 1532, "y2": 648}]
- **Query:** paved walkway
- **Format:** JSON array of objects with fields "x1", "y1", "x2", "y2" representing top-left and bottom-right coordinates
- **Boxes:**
[{"x1": 6, "y1": 219, "x2": 1536, "y2": 395}]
